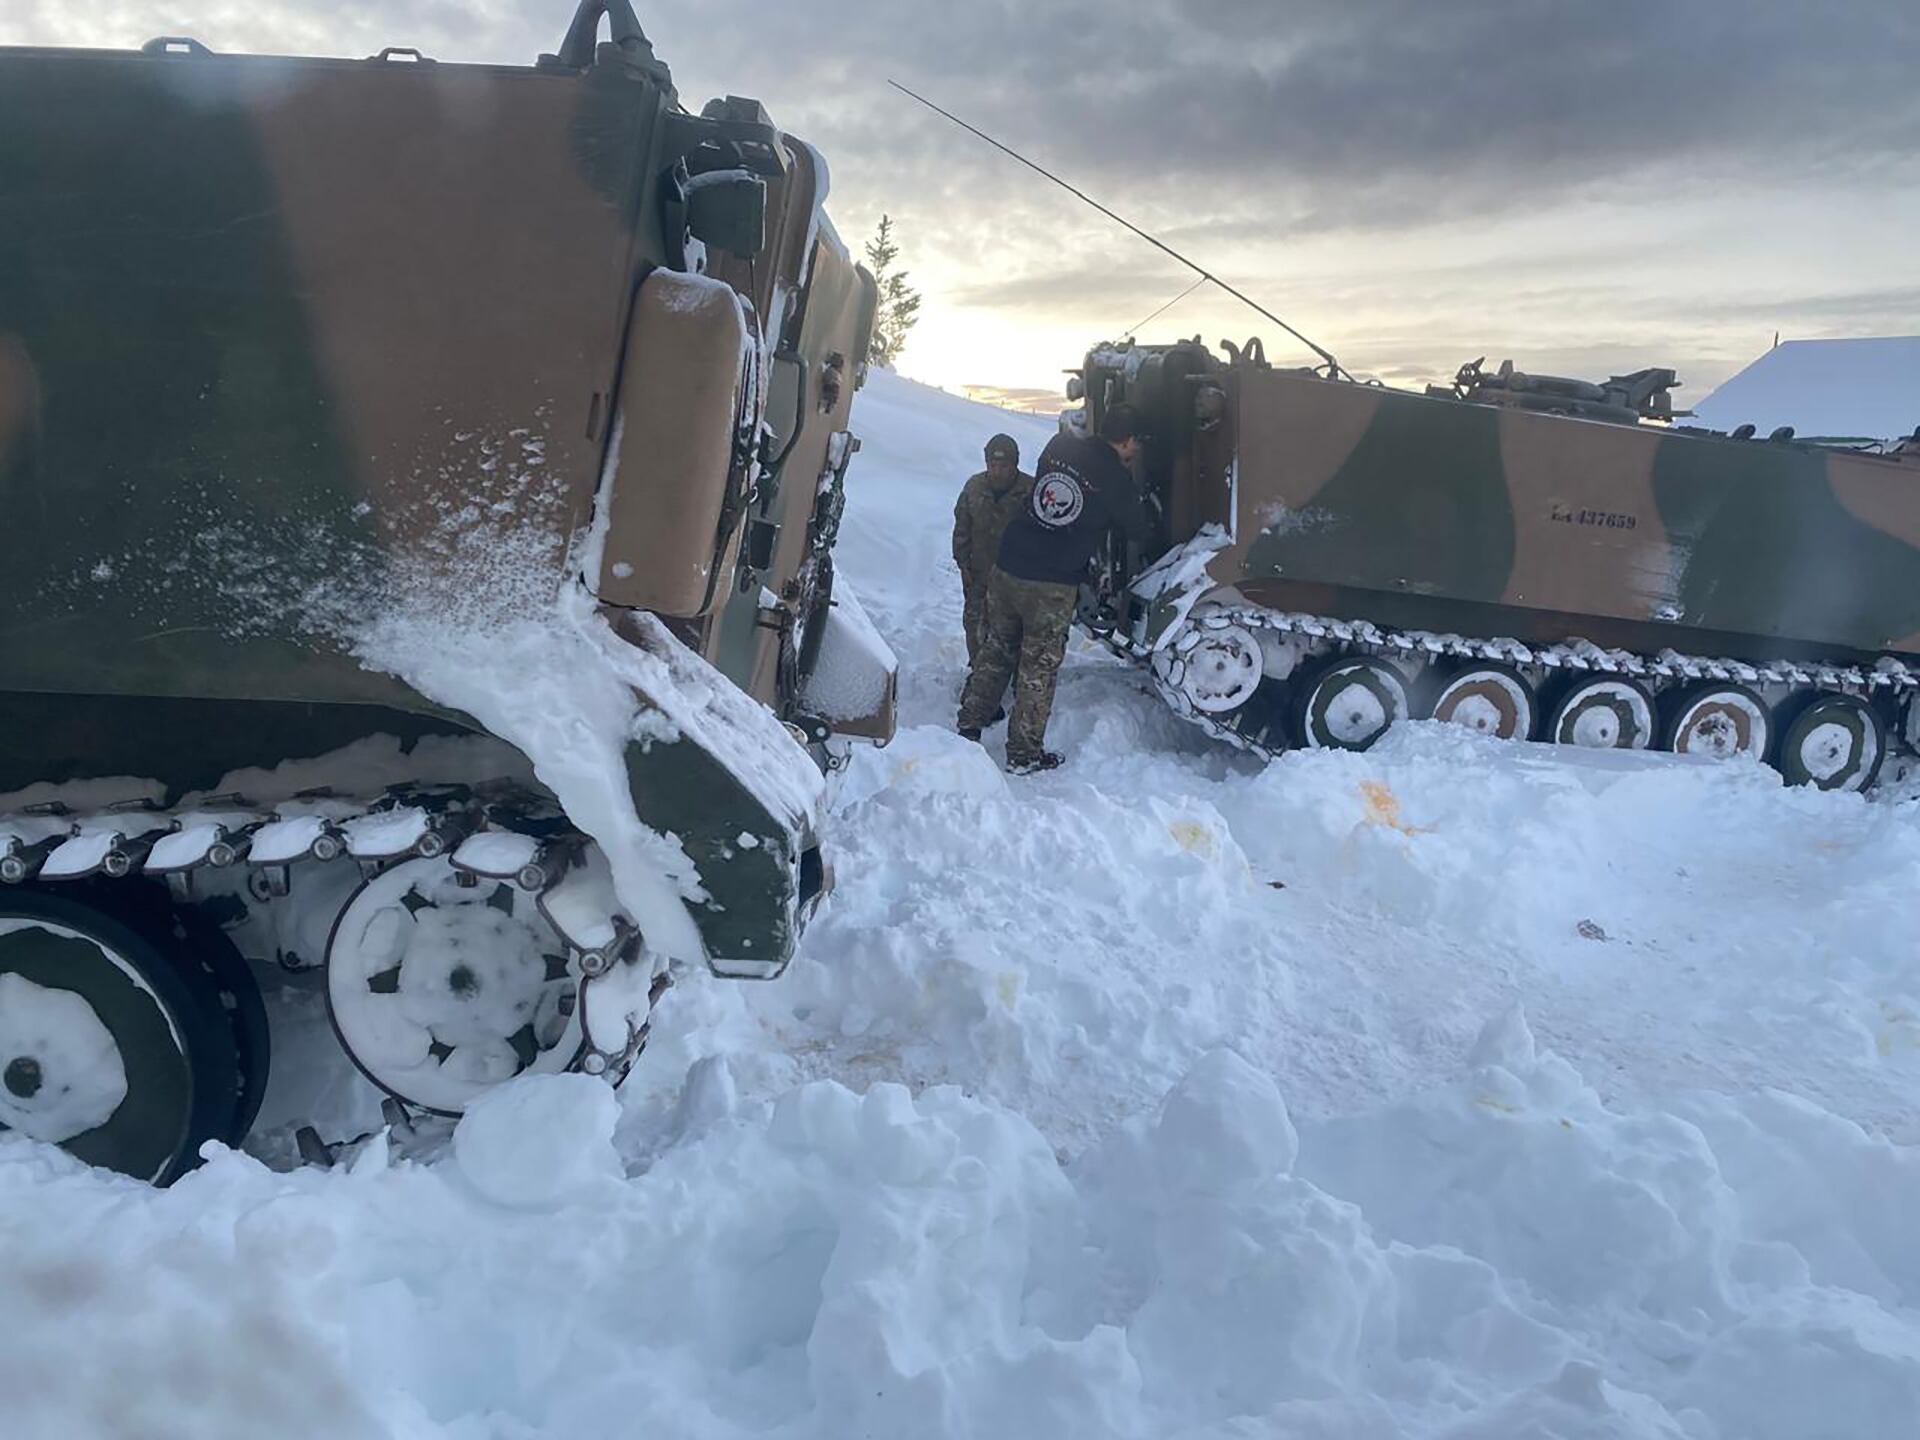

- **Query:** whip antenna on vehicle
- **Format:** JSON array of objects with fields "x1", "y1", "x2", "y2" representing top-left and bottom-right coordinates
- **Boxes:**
[
  {"x1": 1123, "y1": 276, "x2": 1209, "y2": 341},
  {"x1": 886, "y1": 78, "x2": 1347, "y2": 380}
]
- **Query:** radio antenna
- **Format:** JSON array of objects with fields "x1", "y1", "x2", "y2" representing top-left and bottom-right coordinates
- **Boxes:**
[
  {"x1": 1124, "y1": 276, "x2": 1209, "y2": 340},
  {"x1": 887, "y1": 78, "x2": 1347, "y2": 380}
]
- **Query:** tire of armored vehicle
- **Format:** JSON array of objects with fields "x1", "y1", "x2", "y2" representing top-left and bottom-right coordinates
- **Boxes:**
[
  {"x1": 0, "y1": 2, "x2": 895, "y2": 1181},
  {"x1": 1076, "y1": 338, "x2": 1920, "y2": 793}
]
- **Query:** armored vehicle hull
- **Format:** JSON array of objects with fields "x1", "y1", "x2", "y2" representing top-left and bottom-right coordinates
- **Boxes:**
[
  {"x1": 0, "y1": 3, "x2": 891, "y2": 1181},
  {"x1": 1079, "y1": 339, "x2": 1920, "y2": 792}
]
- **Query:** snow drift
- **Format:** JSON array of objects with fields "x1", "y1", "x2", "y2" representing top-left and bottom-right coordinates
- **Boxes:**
[
  {"x1": 7, "y1": 1014, "x2": 1919, "y2": 1439},
  {"x1": 8, "y1": 369, "x2": 1920, "y2": 1439}
]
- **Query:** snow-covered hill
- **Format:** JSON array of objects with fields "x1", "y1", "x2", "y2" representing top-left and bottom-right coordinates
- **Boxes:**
[
  {"x1": 7, "y1": 370, "x2": 1920, "y2": 1439},
  {"x1": 1689, "y1": 336, "x2": 1920, "y2": 441}
]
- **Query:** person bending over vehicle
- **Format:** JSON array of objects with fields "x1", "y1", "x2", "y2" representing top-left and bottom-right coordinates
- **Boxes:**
[{"x1": 957, "y1": 406, "x2": 1145, "y2": 773}]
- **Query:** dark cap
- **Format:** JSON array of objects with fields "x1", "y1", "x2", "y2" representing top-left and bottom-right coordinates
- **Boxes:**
[
  {"x1": 984, "y1": 433, "x2": 1019, "y2": 463},
  {"x1": 1097, "y1": 406, "x2": 1139, "y2": 444}
]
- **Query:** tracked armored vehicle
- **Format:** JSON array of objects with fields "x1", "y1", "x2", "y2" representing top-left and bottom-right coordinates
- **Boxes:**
[
  {"x1": 0, "y1": 2, "x2": 894, "y2": 1182},
  {"x1": 1075, "y1": 338, "x2": 1920, "y2": 790}
]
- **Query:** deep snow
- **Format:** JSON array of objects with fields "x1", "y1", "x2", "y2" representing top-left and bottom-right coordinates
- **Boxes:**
[{"x1": 7, "y1": 369, "x2": 1920, "y2": 1439}]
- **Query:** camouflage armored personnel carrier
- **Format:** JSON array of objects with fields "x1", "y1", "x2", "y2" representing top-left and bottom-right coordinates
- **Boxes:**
[
  {"x1": 0, "y1": 1, "x2": 893, "y2": 1182},
  {"x1": 1074, "y1": 337, "x2": 1920, "y2": 792}
]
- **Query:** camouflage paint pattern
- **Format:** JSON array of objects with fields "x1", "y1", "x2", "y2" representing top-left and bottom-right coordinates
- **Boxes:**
[
  {"x1": 0, "y1": 18, "x2": 883, "y2": 974},
  {"x1": 958, "y1": 571, "x2": 1078, "y2": 761},
  {"x1": 1088, "y1": 341, "x2": 1920, "y2": 666}
]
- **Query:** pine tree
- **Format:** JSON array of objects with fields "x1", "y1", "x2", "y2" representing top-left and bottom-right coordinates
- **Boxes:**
[{"x1": 863, "y1": 214, "x2": 922, "y2": 367}]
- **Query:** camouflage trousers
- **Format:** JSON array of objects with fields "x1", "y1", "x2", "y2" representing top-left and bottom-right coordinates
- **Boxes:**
[
  {"x1": 961, "y1": 574, "x2": 992, "y2": 664},
  {"x1": 957, "y1": 569, "x2": 1078, "y2": 762}
]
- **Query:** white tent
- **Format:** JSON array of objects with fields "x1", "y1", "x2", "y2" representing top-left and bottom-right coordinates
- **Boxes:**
[{"x1": 1688, "y1": 336, "x2": 1920, "y2": 442}]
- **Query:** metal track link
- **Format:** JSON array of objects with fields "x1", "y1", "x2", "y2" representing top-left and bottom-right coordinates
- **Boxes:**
[
  {"x1": 1133, "y1": 604, "x2": 1920, "y2": 767},
  {"x1": 0, "y1": 788, "x2": 580, "y2": 890}
]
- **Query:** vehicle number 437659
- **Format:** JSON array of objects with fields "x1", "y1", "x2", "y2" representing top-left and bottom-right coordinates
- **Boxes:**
[{"x1": 1551, "y1": 505, "x2": 1637, "y2": 531}]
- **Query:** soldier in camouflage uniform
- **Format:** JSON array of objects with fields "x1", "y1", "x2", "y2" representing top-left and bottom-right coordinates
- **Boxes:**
[
  {"x1": 951, "y1": 434, "x2": 1032, "y2": 662},
  {"x1": 960, "y1": 571, "x2": 1082, "y2": 768},
  {"x1": 959, "y1": 408, "x2": 1145, "y2": 772}
]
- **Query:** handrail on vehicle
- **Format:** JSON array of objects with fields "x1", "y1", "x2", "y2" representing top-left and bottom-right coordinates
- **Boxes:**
[{"x1": 551, "y1": 0, "x2": 652, "y2": 71}]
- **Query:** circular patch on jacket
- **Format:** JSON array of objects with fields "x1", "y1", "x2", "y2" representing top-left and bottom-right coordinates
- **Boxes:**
[{"x1": 1032, "y1": 473, "x2": 1085, "y2": 528}]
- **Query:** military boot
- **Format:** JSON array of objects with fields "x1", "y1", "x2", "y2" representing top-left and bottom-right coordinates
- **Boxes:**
[{"x1": 1006, "y1": 750, "x2": 1063, "y2": 775}]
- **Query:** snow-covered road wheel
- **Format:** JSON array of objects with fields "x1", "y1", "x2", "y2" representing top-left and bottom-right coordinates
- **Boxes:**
[
  {"x1": 1775, "y1": 691, "x2": 1885, "y2": 792},
  {"x1": 1428, "y1": 663, "x2": 1537, "y2": 741},
  {"x1": 1547, "y1": 675, "x2": 1655, "y2": 750},
  {"x1": 1662, "y1": 683, "x2": 1771, "y2": 763},
  {"x1": 1293, "y1": 657, "x2": 1408, "y2": 751},
  {"x1": 325, "y1": 856, "x2": 587, "y2": 1115},
  {"x1": 0, "y1": 890, "x2": 240, "y2": 1184},
  {"x1": 1177, "y1": 624, "x2": 1265, "y2": 714}
]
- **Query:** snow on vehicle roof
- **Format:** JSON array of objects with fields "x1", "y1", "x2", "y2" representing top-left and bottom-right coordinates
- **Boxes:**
[{"x1": 1689, "y1": 335, "x2": 1920, "y2": 441}]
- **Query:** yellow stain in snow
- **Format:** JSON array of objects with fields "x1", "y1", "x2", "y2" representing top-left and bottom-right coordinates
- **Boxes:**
[
  {"x1": 1360, "y1": 780, "x2": 1426, "y2": 835},
  {"x1": 1876, "y1": 1002, "x2": 1918, "y2": 1057},
  {"x1": 997, "y1": 971, "x2": 1023, "y2": 1010},
  {"x1": 1474, "y1": 1095, "x2": 1520, "y2": 1114},
  {"x1": 1168, "y1": 819, "x2": 1218, "y2": 858}
]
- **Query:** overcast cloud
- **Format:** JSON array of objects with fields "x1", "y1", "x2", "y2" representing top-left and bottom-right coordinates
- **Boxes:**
[{"x1": 5, "y1": 0, "x2": 1916, "y2": 401}]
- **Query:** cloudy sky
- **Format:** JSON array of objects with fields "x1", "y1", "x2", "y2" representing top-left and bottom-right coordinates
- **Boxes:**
[{"x1": 6, "y1": 1, "x2": 1917, "y2": 409}]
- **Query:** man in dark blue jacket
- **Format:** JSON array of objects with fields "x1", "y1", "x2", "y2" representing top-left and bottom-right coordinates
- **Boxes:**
[{"x1": 957, "y1": 406, "x2": 1147, "y2": 772}]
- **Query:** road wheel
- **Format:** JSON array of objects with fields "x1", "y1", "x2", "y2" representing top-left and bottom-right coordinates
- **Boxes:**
[
  {"x1": 0, "y1": 888, "x2": 241, "y2": 1184},
  {"x1": 1661, "y1": 683, "x2": 1771, "y2": 763},
  {"x1": 1547, "y1": 675, "x2": 1655, "y2": 750},
  {"x1": 1292, "y1": 656, "x2": 1408, "y2": 751},
  {"x1": 326, "y1": 856, "x2": 585, "y2": 1115},
  {"x1": 1774, "y1": 691, "x2": 1885, "y2": 792},
  {"x1": 1178, "y1": 624, "x2": 1265, "y2": 715},
  {"x1": 1429, "y1": 662, "x2": 1538, "y2": 742}
]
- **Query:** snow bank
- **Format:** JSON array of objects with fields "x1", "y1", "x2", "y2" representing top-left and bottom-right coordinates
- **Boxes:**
[
  {"x1": 15, "y1": 369, "x2": 1920, "y2": 1438},
  {"x1": 8, "y1": 1021, "x2": 1920, "y2": 1438},
  {"x1": 453, "y1": 1072, "x2": 623, "y2": 1208}
]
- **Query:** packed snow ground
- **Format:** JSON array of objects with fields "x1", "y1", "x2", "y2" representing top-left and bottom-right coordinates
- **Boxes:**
[{"x1": 8, "y1": 371, "x2": 1920, "y2": 1438}]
